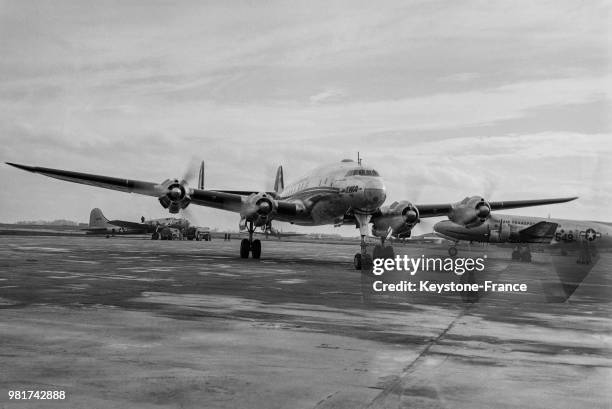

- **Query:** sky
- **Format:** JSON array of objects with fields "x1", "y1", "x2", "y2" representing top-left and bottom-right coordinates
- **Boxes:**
[{"x1": 1, "y1": 0, "x2": 610, "y2": 233}]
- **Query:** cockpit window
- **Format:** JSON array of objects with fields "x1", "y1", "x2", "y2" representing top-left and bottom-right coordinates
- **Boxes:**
[{"x1": 345, "y1": 169, "x2": 380, "y2": 177}]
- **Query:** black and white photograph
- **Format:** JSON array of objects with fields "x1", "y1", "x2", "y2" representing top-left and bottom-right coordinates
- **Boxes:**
[{"x1": 1, "y1": 1, "x2": 611, "y2": 408}]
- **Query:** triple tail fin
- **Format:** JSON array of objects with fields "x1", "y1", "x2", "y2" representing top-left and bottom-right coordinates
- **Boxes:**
[
  {"x1": 198, "y1": 160, "x2": 205, "y2": 190},
  {"x1": 274, "y1": 166, "x2": 284, "y2": 194}
]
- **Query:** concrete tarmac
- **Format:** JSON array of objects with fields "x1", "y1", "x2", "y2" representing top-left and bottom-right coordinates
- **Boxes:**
[{"x1": 0, "y1": 236, "x2": 610, "y2": 408}]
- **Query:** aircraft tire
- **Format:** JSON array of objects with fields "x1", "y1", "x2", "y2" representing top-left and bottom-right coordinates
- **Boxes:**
[
  {"x1": 240, "y1": 239, "x2": 250, "y2": 258},
  {"x1": 354, "y1": 253, "x2": 362, "y2": 270},
  {"x1": 152, "y1": 232, "x2": 159, "y2": 240},
  {"x1": 448, "y1": 246, "x2": 458, "y2": 257},
  {"x1": 251, "y1": 239, "x2": 262, "y2": 259}
]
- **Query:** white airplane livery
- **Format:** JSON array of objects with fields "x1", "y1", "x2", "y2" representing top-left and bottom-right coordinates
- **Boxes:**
[{"x1": 6, "y1": 159, "x2": 577, "y2": 269}]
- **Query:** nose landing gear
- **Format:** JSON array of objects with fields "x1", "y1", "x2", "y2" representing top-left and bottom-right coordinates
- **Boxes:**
[{"x1": 353, "y1": 212, "x2": 375, "y2": 270}]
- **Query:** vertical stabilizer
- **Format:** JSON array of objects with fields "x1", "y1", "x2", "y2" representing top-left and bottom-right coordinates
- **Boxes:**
[
  {"x1": 274, "y1": 166, "x2": 284, "y2": 194},
  {"x1": 89, "y1": 208, "x2": 109, "y2": 228},
  {"x1": 198, "y1": 160, "x2": 205, "y2": 190}
]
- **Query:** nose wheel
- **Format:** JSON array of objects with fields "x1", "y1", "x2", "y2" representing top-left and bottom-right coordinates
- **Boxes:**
[{"x1": 240, "y1": 221, "x2": 262, "y2": 259}]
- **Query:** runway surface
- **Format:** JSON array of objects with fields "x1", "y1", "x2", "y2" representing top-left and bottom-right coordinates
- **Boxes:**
[{"x1": 0, "y1": 236, "x2": 610, "y2": 408}]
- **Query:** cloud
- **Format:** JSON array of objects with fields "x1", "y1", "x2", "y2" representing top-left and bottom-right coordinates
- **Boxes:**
[
  {"x1": 439, "y1": 73, "x2": 481, "y2": 83},
  {"x1": 0, "y1": 1, "x2": 610, "y2": 228},
  {"x1": 309, "y1": 88, "x2": 346, "y2": 104}
]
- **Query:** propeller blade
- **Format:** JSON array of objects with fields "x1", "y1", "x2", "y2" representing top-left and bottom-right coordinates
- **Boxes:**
[{"x1": 182, "y1": 156, "x2": 202, "y2": 186}]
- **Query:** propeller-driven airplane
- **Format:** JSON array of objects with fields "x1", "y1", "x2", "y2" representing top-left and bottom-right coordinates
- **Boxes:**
[
  {"x1": 85, "y1": 208, "x2": 190, "y2": 239},
  {"x1": 6, "y1": 159, "x2": 577, "y2": 269},
  {"x1": 434, "y1": 212, "x2": 611, "y2": 263},
  {"x1": 85, "y1": 208, "x2": 148, "y2": 235}
]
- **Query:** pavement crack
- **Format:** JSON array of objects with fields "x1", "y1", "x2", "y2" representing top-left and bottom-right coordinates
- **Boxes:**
[{"x1": 366, "y1": 306, "x2": 473, "y2": 408}]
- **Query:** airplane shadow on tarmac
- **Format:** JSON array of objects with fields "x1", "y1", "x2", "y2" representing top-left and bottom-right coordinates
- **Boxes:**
[{"x1": 358, "y1": 244, "x2": 608, "y2": 306}]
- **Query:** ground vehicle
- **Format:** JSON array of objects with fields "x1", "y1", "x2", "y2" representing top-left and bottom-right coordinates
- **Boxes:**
[
  {"x1": 186, "y1": 226, "x2": 211, "y2": 241},
  {"x1": 152, "y1": 226, "x2": 182, "y2": 240}
]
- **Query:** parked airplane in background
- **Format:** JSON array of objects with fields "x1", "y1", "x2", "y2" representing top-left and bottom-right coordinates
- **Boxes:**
[
  {"x1": 107, "y1": 212, "x2": 189, "y2": 240},
  {"x1": 85, "y1": 208, "x2": 206, "y2": 240},
  {"x1": 85, "y1": 208, "x2": 149, "y2": 236},
  {"x1": 6, "y1": 158, "x2": 577, "y2": 269},
  {"x1": 434, "y1": 213, "x2": 611, "y2": 263}
]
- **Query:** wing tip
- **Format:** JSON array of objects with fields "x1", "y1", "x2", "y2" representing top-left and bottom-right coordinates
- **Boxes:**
[{"x1": 6, "y1": 162, "x2": 35, "y2": 172}]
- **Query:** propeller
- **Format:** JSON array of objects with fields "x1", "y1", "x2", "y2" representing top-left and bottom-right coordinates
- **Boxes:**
[{"x1": 180, "y1": 156, "x2": 206, "y2": 225}]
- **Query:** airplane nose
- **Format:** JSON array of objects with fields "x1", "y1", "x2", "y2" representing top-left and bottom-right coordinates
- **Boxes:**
[
  {"x1": 363, "y1": 179, "x2": 386, "y2": 207},
  {"x1": 364, "y1": 187, "x2": 386, "y2": 206}
]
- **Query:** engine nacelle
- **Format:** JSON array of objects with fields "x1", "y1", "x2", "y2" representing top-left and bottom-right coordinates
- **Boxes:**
[
  {"x1": 240, "y1": 192, "x2": 278, "y2": 227},
  {"x1": 449, "y1": 196, "x2": 491, "y2": 227},
  {"x1": 158, "y1": 179, "x2": 191, "y2": 214},
  {"x1": 371, "y1": 200, "x2": 419, "y2": 239},
  {"x1": 489, "y1": 222, "x2": 520, "y2": 243}
]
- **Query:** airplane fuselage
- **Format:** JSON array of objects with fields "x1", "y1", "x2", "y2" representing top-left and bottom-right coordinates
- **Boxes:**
[
  {"x1": 276, "y1": 160, "x2": 387, "y2": 226},
  {"x1": 435, "y1": 214, "x2": 612, "y2": 247}
]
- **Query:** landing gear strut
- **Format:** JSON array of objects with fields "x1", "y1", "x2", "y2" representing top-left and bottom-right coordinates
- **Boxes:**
[
  {"x1": 353, "y1": 213, "x2": 373, "y2": 270},
  {"x1": 373, "y1": 236, "x2": 395, "y2": 260},
  {"x1": 576, "y1": 241, "x2": 596, "y2": 265},
  {"x1": 511, "y1": 244, "x2": 531, "y2": 262},
  {"x1": 240, "y1": 220, "x2": 261, "y2": 259}
]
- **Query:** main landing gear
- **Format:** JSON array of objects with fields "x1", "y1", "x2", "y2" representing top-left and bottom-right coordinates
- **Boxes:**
[
  {"x1": 576, "y1": 241, "x2": 596, "y2": 265},
  {"x1": 240, "y1": 220, "x2": 261, "y2": 259},
  {"x1": 511, "y1": 244, "x2": 532, "y2": 262},
  {"x1": 373, "y1": 236, "x2": 395, "y2": 260}
]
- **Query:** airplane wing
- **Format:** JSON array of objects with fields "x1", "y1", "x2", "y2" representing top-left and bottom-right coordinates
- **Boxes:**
[
  {"x1": 6, "y1": 163, "x2": 299, "y2": 217},
  {"x1": 518, "y1": 221, "x2": 558, "y2": 243},
  {"x1": 416, "y1": 197, "x2": 577, "y2": 218},
  {"x1": 107, "y1": 220, "x2": 151, "y2": 231}
]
